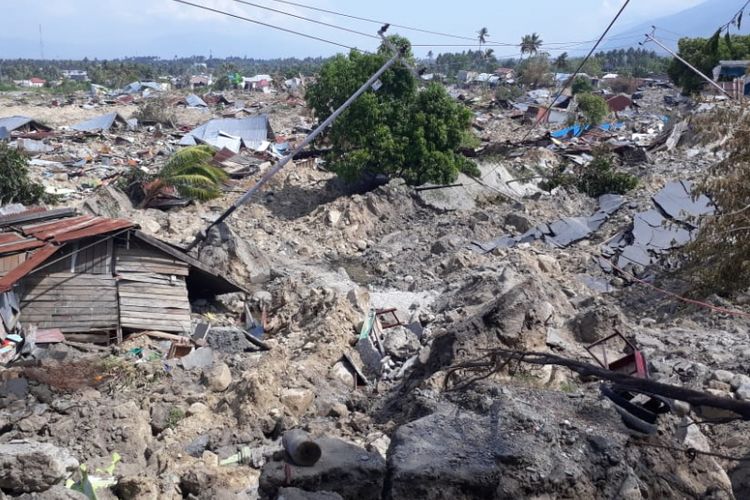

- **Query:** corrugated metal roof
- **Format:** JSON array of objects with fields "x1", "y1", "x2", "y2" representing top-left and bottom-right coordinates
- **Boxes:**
[
  {"x1": 0, "y1": 208, "x2": 136, "y2": 292},
  {"x1": 0, "y1": 116, "x2": 52, "y2": 133},
  {"x1": 71, "y1": 112, "x2": 127, "y2": 132},
  {"x1": 185, "y1": 94, "x2": 208, "y2": 108},
  {"x1": 179, "y1": 115, "x2": 273, "y2": 150}
]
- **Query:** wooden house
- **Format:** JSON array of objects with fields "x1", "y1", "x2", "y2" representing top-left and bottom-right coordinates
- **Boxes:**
[{"x1": 0, "y1": 207, "x2": 246, "y2": 344}]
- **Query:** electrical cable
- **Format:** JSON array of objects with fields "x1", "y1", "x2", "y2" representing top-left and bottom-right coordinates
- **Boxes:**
[
  {"x1": 170, "y1": 0, "x2": 361, "y2": 51},
  {"x1": 228, "y1": 0, "x2": 378, "y2": 40}
]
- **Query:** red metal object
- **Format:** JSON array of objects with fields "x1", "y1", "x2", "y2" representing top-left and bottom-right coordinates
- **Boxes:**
[{"x1": 585, "y1": 331, "x2": 648, "y2": 379}]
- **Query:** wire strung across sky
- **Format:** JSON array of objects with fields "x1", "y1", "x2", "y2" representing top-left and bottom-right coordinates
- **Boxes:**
[{"x1": 170, "y1": 0, "x2": 362, "y2": 51}]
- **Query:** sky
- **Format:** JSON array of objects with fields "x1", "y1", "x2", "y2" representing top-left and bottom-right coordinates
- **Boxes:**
[{"x1": 0, "y1": 0, "x2": 707, "y2": 60}]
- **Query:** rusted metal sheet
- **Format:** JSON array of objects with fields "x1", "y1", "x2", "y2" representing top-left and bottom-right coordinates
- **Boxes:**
[
  {"x1": 0, "y1": 239, "x2": 46, "y2": 253},
  {"x1": 54, "y1": 219, "x2": 133, "y2": 243},
  {"x1": 0, "y1": 233, "x2": 24, "y2": 245},
  {"x1": 0, "y1": 208, "x2": 76, "y2": 228},
  {"x1": 0, "y1": 245, "x2": 58, "y2": 293},
  {"x1": 21, "y1": 215, "x2": 96, "y2": 237}
]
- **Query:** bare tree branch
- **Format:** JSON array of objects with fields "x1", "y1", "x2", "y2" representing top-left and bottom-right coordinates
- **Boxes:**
[{"x1": 445, "y1": 349, "x2": 750, "y2": 420}]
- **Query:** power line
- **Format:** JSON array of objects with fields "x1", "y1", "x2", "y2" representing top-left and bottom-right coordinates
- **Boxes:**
[
  {"x1": 720, "y1": 0, "x2": 750, "y2": 32},
  {"x1": 228, "y1": 0, "x2": 379, "y2": 40},
  {"x1": 170, "y1": 0, "x2": 360, "y2": 51}
]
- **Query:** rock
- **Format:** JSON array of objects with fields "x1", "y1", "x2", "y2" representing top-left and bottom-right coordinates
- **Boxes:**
[
  {"x1": 707, "y1": 380, "x2": 732, "y2": 392},
  {"x1": 185, "y1": 434, "x2": 211, "y2": 457},
  {"x1": 504, "y1": 213, "x2": 533, "y2": 233},
  {"x1": 276, "y1": 487, "x2": 344, "y2": 500},
  {"x1": 0, "y1": 440, "x2": 79, "y2": 494},
  {"x1": 366, "y1": 433, "x2": 390, "y2": 460},
  {"x1": 180, "y1": 347, "x2": 214, "y2": 370},
  {"x1": 736, "y1": 383, "x2": 750, "y2": 401},
  {"x1": 114, "y1": 476, "x2": 160, "y2": 500},
  {"x1": 617, "y1": 470, "x2": 643, "y2": 500},
  {"x1": 260, "y1": 437, "x2": 385, "y2": 500},
  {"x1": 346, "y1": 287, "x2": 370, "y2": 313},
  {"x1": 202, "y1": 451, "x2": 219, "y2": 468},
  {"x1": 14, "y1": 484, "x2": 88, "y2": 499},
  {"x1": 150, "y1": 402, "x2": 175, "y2": 434},
  {"x1": 355, "y1": 240, "x2": 368, "y2": 251},
  {"x1": 326, "y1": 209, "x2": 342, "y2": 226},
  {"x1": 187, "y1": 402, "x2": 210, "y2": 416},
  {"x1": 572, "y1": 307, "x2": 624, "y2": 343},
  {"x1": 711, "y1": 370, "x2": 735, "y2": 384},
  {"x1": 678, "y1": 418, "x2": 710, "y2": 452},
  {"x1": 280, "y1": 388, "x2": 315, "y2": 417},
  {"x1": 204, "y1": 362, "x2": 232, "y2": 392},
  {"x1": 253, "y1": 290, "x2": 273, "y2": 305},
  {"x1": 327, "y1": 403, "x2": 349, "y2": 419},
  {"x1": 731, "y1": 374, "x2": 750, "y2": 390},
  {"x1": 430, "y1": 235, "x2": 463, "y2": 255},
  {"x1": 545, "y1": 327, "x2": 568, "y2": 350},
  {"x1": 382, "y1": 327, "x2": 420, "y2": 361},
  {"x1": 536, "y1": 254, "x2": 560, "y2": 274}
]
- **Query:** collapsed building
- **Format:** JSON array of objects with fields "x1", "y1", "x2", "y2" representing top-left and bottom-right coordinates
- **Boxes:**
[{"x1": 0, "y1": 207, "x2": 246, "y2": 345}]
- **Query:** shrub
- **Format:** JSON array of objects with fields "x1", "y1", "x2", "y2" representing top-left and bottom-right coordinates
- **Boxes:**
[
  {"x1": 576, "y1": 93, "x2": 609, "y2": 127},
  {"x1": 571, "y1": 76, "x2": 593, "y2": 95},
  {"x1": 576, "y1": 152, "x2": 638, "y2": 197},
  {"x1": 133, "y1": 98, "x2": 176, "y2": 126},
  {"x1": 684, "y1": 120, "x2": 750, "y2": 294},
  {"x1": 608, "y1": 76, "x2": 637, "y2": 94},
  {"x1": 0, "y1": 144, "x2": 55, "y2": 205}
]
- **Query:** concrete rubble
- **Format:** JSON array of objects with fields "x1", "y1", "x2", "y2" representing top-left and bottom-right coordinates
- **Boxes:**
[{"x1": 0, "y1": 77, "x2": 749, "y2": 500}]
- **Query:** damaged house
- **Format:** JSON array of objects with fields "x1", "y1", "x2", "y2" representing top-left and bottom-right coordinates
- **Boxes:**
[
  {"x1": 179, "y1": 115, "x2": 275, "y2": 153},
  {"x1": 0, "y1": 207, "x2": 246, "y2": 344}
]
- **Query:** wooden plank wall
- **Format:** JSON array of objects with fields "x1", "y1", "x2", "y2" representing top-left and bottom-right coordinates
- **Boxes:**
[
  {"x1": 115, "y1": 242, "x2": 191, "y2": 334},
  {"x1": 0, "y1": 253, "x2": 26, "y2": 277},
  {"x1": 20, "y1": 273, "x2": 118, "y2": 333},
  {"x1": 44, "y1": 238, "x2": 112, "y2": 275}
]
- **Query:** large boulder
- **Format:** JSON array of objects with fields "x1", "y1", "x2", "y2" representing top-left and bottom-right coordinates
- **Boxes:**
[
  {"x1": 260, "y1": 437, "x2": 385, "y2": 500},
  {"x1": 0, "y1": 440, "x2": 79, "y2": 494}
]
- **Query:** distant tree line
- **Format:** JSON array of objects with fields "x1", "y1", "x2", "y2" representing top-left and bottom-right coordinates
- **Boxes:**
[{"x1": 0, "y1": 47, "x2": 669, "y2": 90}]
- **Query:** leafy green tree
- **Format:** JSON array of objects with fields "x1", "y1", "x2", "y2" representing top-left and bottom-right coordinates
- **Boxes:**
[
  {"x1": 517, "y1": 54, "x2": 551, "y2": 88},
  {"x1": 576, "y1": 151, "x2": 637, "y2": 197},
  {"x1": 571, "y1": 76, "x2": 593, "y2": 94},
  {"x1": 575, "y1": 93, "x2": 609, "y2": 126},
  {"x1": 666, "y1": 33, "x2": 750, "y2": 94},
  {"x1": 0, "y1": 144, "x2": 52, "y2": 205},
  {"x1": 138, "y1": 145, "x2": 228, "y2": 208},
  {"x1": 521, "y1": 33, "x2": 543, "y2": 57},
  {"x1": 306, "y1": 37, "x2": 477, "y2": 185}
]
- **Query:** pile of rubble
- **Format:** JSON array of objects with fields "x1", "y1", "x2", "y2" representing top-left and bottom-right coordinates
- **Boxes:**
[{"x1": 1, "y1": 82, "x2": 750, "y2": 500}]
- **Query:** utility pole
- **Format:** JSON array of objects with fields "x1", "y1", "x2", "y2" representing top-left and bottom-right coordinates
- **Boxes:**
[
  {"x1": 186, "y1": 26, "x2": 404, "y2": 251},
  {"x1": 39, "y1": 24, "x2": 44, "y2": 60},
  {"x1": 642, "y1": 30, "x2": 733, "y2": 99}
]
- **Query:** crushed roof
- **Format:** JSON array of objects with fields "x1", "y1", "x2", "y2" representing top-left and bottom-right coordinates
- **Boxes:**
[
  {"x1": 0, "y1": 116, "x2": 52, "y2": 133},
  {"x1": 179, "y1": 115, "x2": 273, "y2": 151},
  {"x1": 0, "y1": 208, "x2": 135, "y2": 293},
  {"x1": 71, "y1": 112, "x2": 128, "y2": 132}
]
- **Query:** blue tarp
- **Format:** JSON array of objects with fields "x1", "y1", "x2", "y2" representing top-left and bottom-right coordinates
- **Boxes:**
[{"x1": 551, "y1": 122, "x2": 624, "y2": 139}]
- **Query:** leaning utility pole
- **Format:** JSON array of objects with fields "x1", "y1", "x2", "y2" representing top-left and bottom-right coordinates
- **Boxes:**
[
  {"x1": 186, "y1": 26, "x2": 404, "y2": 251},
  {"x1": 642, "y1": 29, "x2": 733, "y2": 100}
]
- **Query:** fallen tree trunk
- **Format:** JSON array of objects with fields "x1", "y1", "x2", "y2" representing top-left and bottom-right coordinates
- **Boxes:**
[{"x1": 445, "y1": 349, "x2": 750, "y2": 420}]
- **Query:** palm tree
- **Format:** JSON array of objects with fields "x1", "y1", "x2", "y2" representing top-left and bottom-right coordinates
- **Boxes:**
[
  {"x1": 554, "y1": 52, "x2": 569, "y2": 71},
  {"x1": 140, "y1": 145, "x2": 228, "y2": 208},
  {"x1": 477, "y1": 27, "x2": 489, "y2": 49},
  {"x1": 427, "y1": 50, "x2": 434, "y2": 66},
  {"x1": 520, "y1": 33, "x2": 543, "y2": 58}
]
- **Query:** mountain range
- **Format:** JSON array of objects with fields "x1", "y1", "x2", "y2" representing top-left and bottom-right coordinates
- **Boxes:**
[{"x1": 604, "y1": 0, "x2": 750, "y2": 51}]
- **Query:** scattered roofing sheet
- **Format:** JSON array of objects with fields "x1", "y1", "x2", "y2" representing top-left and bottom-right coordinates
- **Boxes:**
[
  {"x1": 470, "y1": 194, "x2": 625, "y2": 253},
  {"x1": 605, "y1": 180, "x2": 715, "y2": 270},
  {"x1": 652, "y1": 180, "x2": 713, "y2": 224},
  {"x1": 0, "y1": 116, "x2": 52, "y2": 133},
  {"x1": 179, "y1": 115, "x2": 274, "y2": 151},
  {"x1": 71, "y1": 112, "x2": 128, "y2": 132},
  {"x1": 184, "y1": 94, "x2": 208, "y2": 108}
]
